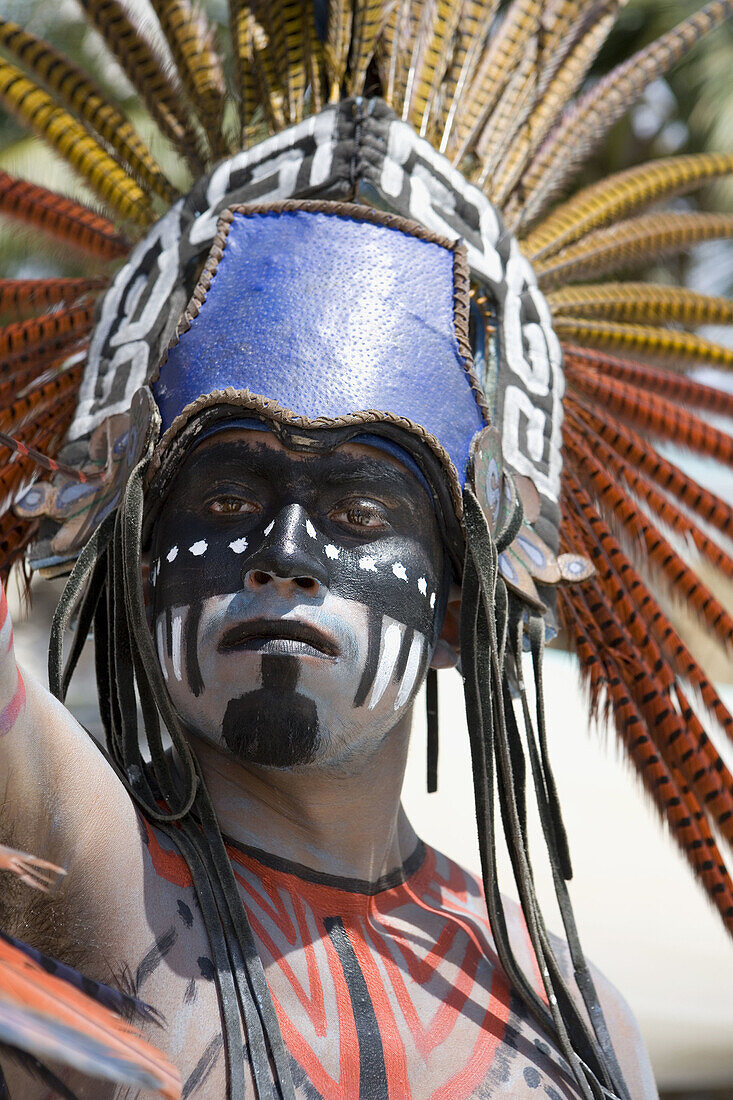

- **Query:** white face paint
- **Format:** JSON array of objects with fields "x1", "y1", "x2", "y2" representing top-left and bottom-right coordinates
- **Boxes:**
[{"x1": 151, "y1": 430, "x2": 448, "y2": 771}]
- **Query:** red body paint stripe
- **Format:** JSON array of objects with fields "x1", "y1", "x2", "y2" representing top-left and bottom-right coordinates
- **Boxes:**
[
  {"x1": 0, "y1": 668, "x2": 25, "y2": 736},
  {"x1": 0, "y1": 585, "x2": 9, "y2": 634}
]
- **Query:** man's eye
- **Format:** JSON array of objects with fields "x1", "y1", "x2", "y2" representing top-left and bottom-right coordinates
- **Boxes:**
[
  {"x1": 209, "y1": 497, "x2": 259, "y2": 515},
  {"x1": 331, "y1": 501, "x2": 388, "y2": 530}
]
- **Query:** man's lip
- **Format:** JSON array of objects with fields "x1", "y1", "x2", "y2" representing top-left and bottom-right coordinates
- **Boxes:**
[{"x1": 218, "y1": 618, "x2": 339, "y2": 658}]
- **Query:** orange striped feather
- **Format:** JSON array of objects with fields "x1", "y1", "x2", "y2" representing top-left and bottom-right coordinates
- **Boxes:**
[
  {"x1": 560, "y1": 584, "x2": 733, "y2": 934},
  {"x1": 0, "y1": 278, "x2": 106, "y2": 319},
  {"x1": 563, "y1": 345, "x2": 733, "y2": 417},
  {"x1": 0, "y1": 934, "x2": 181, "y2": 1098},
  {"x1": 564, "y1": 424, "x2": 733, "y2": 647},
  {"x1": 565, "y1": 364, "x2": 733, "y2": 466},
  {"x1": 562, "y1": 468, "x2": 733, "y2": 745},
  {"x1": 0, "y1": 172, "x2": 129, "y2": 259},
  {"x1": 569, "y1": 561, "x2": 733, "y2": 846},
  {"x1": 567, "y1": 401, "x2": 733, "y2": 572},
  {"x1": 0, "y1": 305, "x2": 95, "y2": 369}
]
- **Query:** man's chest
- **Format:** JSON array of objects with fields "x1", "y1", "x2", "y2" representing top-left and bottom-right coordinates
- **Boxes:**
[{"x1": 118, "y1": 836, "x2": 580, "y2": 1100}]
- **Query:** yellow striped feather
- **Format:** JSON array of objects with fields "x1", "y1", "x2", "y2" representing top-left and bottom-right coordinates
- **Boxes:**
[
  {"x1": 523, "y1": 152, "x2": 733, "y2": 261},
  {"x1": 547, "y1": 283, "x2": 733, "y2": 326},
  {"x1": 402, "y1": 0, "x2": 438, "y2": 123},
  {"x1": 449, "y1": 0, "x2": 543, "y2": 166},
  {"x1": 349, "y1": 0, "x2": 396, "y2": 99},
  {"x1": 238, "y1": 1, "x2": 286, "y2": 133},
  {"x1": 402, "y1": 0, "x2": 462, "y2": 133},
  {"x1": 280, "y1": 0, "x2": 309, "y2": 123},
  {"x1": 0, "y1": 18, "x2": 178, "y2": 205},
  {"x1": 0, "y1": 57, "x2": 151, "y2": 226},
  {"x1": 517, "y1": 0, "x2": 733, "y2": 231},
  {"x1": 553, "y1": 317, "x2": 733, "y2": 370},
  {"x1": 474, "y1": 28, "x2": 538, "y2": 190},
  {"x1": 79, "y1": 0, "x2": 202, "y2": 171},
  {"x1": 495, "y1": 3, "x2": 619, "y2": 214},
  {"x1": 306, "y1": 11, "x2": 326, "y2": 116},
  {"x1": 149, "y1": 0, "x2": 228, "y2": 158},
  {"x1": 437, "y1": 0, "x2": 498, "y2": 154},
  {"x1": 383, "y1": 0, "x2": 418, "y2": 111},
  {"x1": 325, "y1": 0, "x2": 353, "y2": 102},
  {"x1": 532, "y1": 0, "x2": 595, "y2": 97},
  {"x1": 533, "y1": 212, "x2": 733, "y2": 287},
  {"x1": 229, "y1": 0, "x2": 256, "y2": 142}
]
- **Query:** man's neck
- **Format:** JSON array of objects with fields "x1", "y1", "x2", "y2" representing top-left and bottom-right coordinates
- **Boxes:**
[{"x1": 187, "y1": 716, "x2": 418, "y2": 885}]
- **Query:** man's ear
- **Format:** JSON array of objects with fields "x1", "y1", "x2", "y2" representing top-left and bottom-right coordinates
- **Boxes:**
[{"x1": 430, "y1": 582, "x2": 461, "y2": 670}]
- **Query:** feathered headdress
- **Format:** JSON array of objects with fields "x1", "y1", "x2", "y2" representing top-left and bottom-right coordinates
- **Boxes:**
[{"x1": 1, "y1": 2, "x2": 732, "y2": 1099}]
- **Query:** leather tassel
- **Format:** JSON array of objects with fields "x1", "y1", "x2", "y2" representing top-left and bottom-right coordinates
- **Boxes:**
[{"x1": 426, "y1": 666, "x2": 438, "y2": 793}]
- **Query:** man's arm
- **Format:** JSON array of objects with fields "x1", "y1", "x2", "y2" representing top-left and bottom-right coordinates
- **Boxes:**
[{"x1": 0, "y1": 578, "x2": 126, "y2": 886}]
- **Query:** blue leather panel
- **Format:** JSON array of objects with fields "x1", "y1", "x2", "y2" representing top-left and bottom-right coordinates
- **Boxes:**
[{"x1": 154, "y1": 208, "x2": 485, "y2": 485}]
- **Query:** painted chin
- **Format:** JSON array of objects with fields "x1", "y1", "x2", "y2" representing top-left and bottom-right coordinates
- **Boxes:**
[{"x1": 155, "y1": 591, "x2": 434, "y2": 764}]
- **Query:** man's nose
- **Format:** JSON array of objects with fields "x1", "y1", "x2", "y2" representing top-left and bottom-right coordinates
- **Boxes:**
[{"x1": 242, "y1": 505, "x2": 328, "y2": 597}]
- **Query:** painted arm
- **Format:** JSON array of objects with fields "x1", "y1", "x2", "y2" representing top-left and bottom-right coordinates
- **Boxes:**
[{"x1": 0, "y1": 578, "x2": 122, "y2": 872}]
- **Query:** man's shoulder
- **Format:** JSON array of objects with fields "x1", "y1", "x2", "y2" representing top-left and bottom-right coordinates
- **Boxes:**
[{"x1": 414, "y1": 842, "x2": 658, "y2": 1098}]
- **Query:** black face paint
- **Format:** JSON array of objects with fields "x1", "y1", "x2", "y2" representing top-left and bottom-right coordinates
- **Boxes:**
[
  {"x1": 221, "y1": 655, "x2": 319, "y2": 766},
  {"x1": 150, "y1": 433, "x2": 449, "y2": 767},
  {"x1": 151, "y1": 443, "x2": 442, "y2": 637}
]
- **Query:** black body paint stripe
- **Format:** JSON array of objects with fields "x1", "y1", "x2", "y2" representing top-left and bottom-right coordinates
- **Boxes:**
[
  {"x1": 184, "y1": 601, "x2": 204, "y2": 697},
  {"x1": 324, "y1": 917, "x2": 388, "y2": 1100},
  {"x1": 393, "y1": 626, "x2": 414, "y2": 686},
  {"x1": 353, "y1": 609, "x2": 382, "y2": 708},
  {"x1": 135, "y1": 927, "x2": 177, "y2": 990},
  {"x1": 225, "y1": 835, "x2": 426, "y2": 894},
  {"x1": 182, "y1": 1034, "x2": 224, "y2": 1098}
]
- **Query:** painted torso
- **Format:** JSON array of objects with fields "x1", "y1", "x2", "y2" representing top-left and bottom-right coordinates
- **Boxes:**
[{"x1": 120, "y1": 819, "x2": 581, "y2": 1100}]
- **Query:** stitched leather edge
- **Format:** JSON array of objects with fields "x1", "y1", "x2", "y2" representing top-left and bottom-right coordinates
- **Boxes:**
[{"x1": 147, "y1": 388, "x2": 465, "y2": 519}]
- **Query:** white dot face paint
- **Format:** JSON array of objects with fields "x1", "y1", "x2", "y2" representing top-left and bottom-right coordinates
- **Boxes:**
[
  {"x1": 229, "y1": 537, "x2": 248, "y2": 554},
  {"x1": 359, "y1": 556, "x2": 378, "y2": 573},
  {"x1": 430, "y1": 592, "x2": 436, "y2": 609},
  {"x1": 166, "y1": 546, "x2": 179, "y2": 563},
  {"x1": 264, "y1": 520, "x2": 274, "y2": 536},
  {"x1": 189, "y1": 540, "x2": 208, "y2": 556},
  {"x1": 324, "y1": 544, "x2": 340, "y2": 560},
  {"x1": 393, "y1": 562, "x2": 408, "y2": 582},
  {"x1": 305, "y1": 519, "x2": 317, "y2": 539},
  {"x1": 417, "y1": 577, "x2": 427, "y2": 596}
]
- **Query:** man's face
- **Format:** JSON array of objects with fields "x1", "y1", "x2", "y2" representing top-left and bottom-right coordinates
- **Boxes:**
[{"x1": 149, "y1": 428, "x2": 448, "y2": 770}]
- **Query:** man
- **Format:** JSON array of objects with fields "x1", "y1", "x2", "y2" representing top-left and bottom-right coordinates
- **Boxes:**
[
  {"x1": 0, "y1": 202, "x2": 657, "y2": 1098},
  {"x1": 3, "y1": 4, "x2": 732, "y2": 1094}
]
